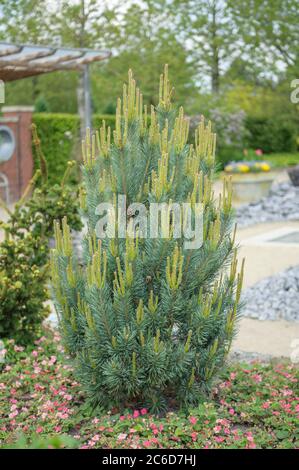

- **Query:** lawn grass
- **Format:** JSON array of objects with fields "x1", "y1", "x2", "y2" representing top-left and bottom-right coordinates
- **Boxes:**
[
  {"x1": 0, "y1": 328, "x2": 298, "y2": 449},
  {"x1": 264, "y1": 153, "x2": 299, "y2": 168}
]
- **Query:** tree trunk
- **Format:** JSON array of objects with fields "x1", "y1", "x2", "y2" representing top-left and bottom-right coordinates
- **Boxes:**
[
  {"x1": 77, "y1": 70, "x2": 85, "y2": 139},
  {"x1": 211, "y1": 0, "x2": 220, "y2": 94}
]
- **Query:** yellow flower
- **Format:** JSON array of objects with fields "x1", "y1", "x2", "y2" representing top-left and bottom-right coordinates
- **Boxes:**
[
  {"x1": 260, "y1": 163, "x2": 270, "y2": 172},
  {"x1": 225, "y1": 165, "x2": 233, "y2": 172},
  {"x1": 238, "y1": 164, "x2": 250, "y2": 173}
]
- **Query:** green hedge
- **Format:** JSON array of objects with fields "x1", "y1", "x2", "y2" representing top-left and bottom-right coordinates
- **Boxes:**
[
  {"x1": 92, "y1": 114, "x2": 116, "y2": 131},
  {"x1": 33, "y1": 112, "x2": 296, "y2": 184},
  {"x1": 245, "y1": 116, "x2": 297, "y2": 154},
  {"x1": 33, "y1": 113, "x2": 80, "y2": 186},
  {"x1": 33, "y1": 113, "x2": 116, "y2": 185}
]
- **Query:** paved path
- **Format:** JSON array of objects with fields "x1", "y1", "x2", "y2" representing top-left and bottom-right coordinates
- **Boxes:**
[
  {"x1": 236, "y1": 221, "x2": 299, "y2": 288},
  {"x1": 231, "y1": 318, "x2": 299, "y2": 359}
]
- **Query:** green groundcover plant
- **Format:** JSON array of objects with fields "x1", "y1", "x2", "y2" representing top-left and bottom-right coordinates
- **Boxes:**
[
  {"x1": 51, "y1": 66, "x2": 244, "y2": 412},
  {"x1": 0, "y1": 331, "x2": 298, "y2": 449}
]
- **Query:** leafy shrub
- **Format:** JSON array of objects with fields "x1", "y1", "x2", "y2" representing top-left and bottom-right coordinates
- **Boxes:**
[
  {"x1": 52, "y1": 67, "x2": 243, "y2": 412},
  {"x1": 0, "y1": 126, "x2": 82, "y2": 345},
  {"x1": 34, "y1": 95, "x2": 50, "y2": 113},
  {"x1": 245, "y1": 116, "x2": 297, "y2": 154},
  {"x1": 190, "y1": 109, "x2": 248, "y2": 167},
  {"x1": 0, "y1": 235, "x2": 49, "y2": 344}
]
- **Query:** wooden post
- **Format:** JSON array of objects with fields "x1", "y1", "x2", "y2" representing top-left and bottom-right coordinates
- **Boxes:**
[{"x1": 77, "y1": 64, "x2": 91, "y2": 138}]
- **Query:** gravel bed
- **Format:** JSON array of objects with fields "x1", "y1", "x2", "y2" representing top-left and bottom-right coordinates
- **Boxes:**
[
  {"x1": 242, "y1": 265, "x2": 299, "y2": 322},
  {"x1": 236, "y1": 181, "x2": 299, "y2": 228}
]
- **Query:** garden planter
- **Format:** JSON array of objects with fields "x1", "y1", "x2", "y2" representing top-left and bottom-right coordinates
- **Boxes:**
[
  {"x1": 288, "y1": 165, "x2": 299, "y2": 187},
  {"x1": 231, "y1": 173, "x2": 274, "y2": 203}
]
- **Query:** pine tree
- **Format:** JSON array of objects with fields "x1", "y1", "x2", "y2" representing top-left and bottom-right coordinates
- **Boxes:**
[{"x1": 51, "y1": 66, "x2": 244, "y2": 412}]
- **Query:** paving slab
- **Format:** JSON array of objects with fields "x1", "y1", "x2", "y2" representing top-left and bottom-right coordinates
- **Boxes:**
[
  {"x1": 232, "y1": 317, "x2": 299, "y2": 359},
  {"x1": 236, "y1": 221, "x2": 299, "y2": 288}
]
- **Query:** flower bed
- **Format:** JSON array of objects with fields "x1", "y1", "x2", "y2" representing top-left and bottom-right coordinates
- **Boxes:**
[{"x1": 0, "y1": 329, "x2": 298, "y2": 449}]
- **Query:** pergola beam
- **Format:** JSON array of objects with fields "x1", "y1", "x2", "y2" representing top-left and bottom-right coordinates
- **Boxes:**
[
  {"x1": 0, "y1": 42, "x2": 111, "y2": 136},
  {"x1": 0, "y1": 42, "x2": 111, "y2": 81}
]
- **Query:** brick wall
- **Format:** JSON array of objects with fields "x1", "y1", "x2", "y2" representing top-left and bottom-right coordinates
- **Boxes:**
[{"x1": 0, "y1": 106, "x2": 34, "y2": 202}]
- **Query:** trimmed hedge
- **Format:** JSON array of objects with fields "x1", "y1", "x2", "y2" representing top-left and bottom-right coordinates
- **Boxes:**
[
  {"x1": 32, "y1": 112, "x2": 296, "y2": 185},
  {"x1": 92, "y1": 114, "x2": 116, "y2": 132},
  {"x1": 32, "y1": 113, "x2": 116, "y2": 185},
  {"x1": 245, "y1": 116, "x2": 297, "y2": 154},
  {"x1": 32, "y1": 113, "x2": 80, "y2": 186}
]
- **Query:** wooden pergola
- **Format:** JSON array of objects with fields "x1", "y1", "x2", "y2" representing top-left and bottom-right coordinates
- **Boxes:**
[{"x1": 0, "y1": 42, "x2": 111, "y2": 129}]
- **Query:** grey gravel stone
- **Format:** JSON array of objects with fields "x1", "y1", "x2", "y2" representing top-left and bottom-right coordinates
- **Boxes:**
[
  {"x1": 236, "y1": 181, "x2": 299, "y2": 228},
  {"x1": 242, "y1": 265, "x2": 299, "y2": 322},
  {"x1": 228, "y1": 349, "x2": 277, "y2": 363}
]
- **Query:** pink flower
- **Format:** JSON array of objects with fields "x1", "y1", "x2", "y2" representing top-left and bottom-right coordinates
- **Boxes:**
[
  {"x1": 117, "y1": 433, "x2": 127, "y2": 441},
  {"x1": 189, "y1": 416, "x2": 197, "y2": 425},
  {"x1": 140, "y1": 408, "x2": 148, "y2": 415},
  {"x1": 32, "y1": 350, "x2": 38, "y2": 357},
  {"x1": 191, "y1": 432, "x2": 197, "y2": 441},
  {"x1": 213, "y1": 426, "x2": 221, "y2": 433},
  {"x1": 262, "y1": 402, "x2": 270, "y2": 409},
  {"x1": 229, "y1": 408, "x2": 235, "y2": 415},
  {"x1": 119, "y1": 415, "x2": 125, "y2": 421},
  {"x1": 251, "y1": 374, "x2": 262, "y2": 383},
  {"x1": 10, "y1": 404, "x2": 18, "y2": 411},
  {"x1": 255, "y1": 149, "x2": 263, "y2": 156},
  {"x1": 230, "y1": 372, "x2": 236, "y2": 380},
  {"x1": 143, "y1": 440, "x2": 151, "y2": 448},
  {"x1": 92, "y1": 418, "x2": 99, "y2": 424},
  {"x1": 133, "y1": 410, "x2": 140, "y2": 418},
  {"x1": 92, "y1": 434, "x2": 100, "y2": 442},
  {"x1": 9, "y1": 410, "x2": 18, "y2": 419},
  {"x1": 54, "y1": 426, "x2": 61, "y2": 432},
  {"x1": 36, "y1": 426, "x2": 43, "y2": 433}
]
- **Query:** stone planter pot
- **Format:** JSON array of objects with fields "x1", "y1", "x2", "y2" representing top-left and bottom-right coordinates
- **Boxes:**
[
  {"x1": 231, "y1": 173, "x2": 274, "y2": 203},
  {"x1": 288, "y1": 165, "x2": 299, "y2": 187}
]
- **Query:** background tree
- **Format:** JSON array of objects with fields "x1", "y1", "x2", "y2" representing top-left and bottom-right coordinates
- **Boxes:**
[
  {"x1": 169, "y1": 0, "x2": 239, "y2": 94},
  {"x1": 228, "y1": 0, "x2": 299, "y2": 72},
  {"x1": 91, "y1": 1, "x2": 198, "y2": 113}
]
